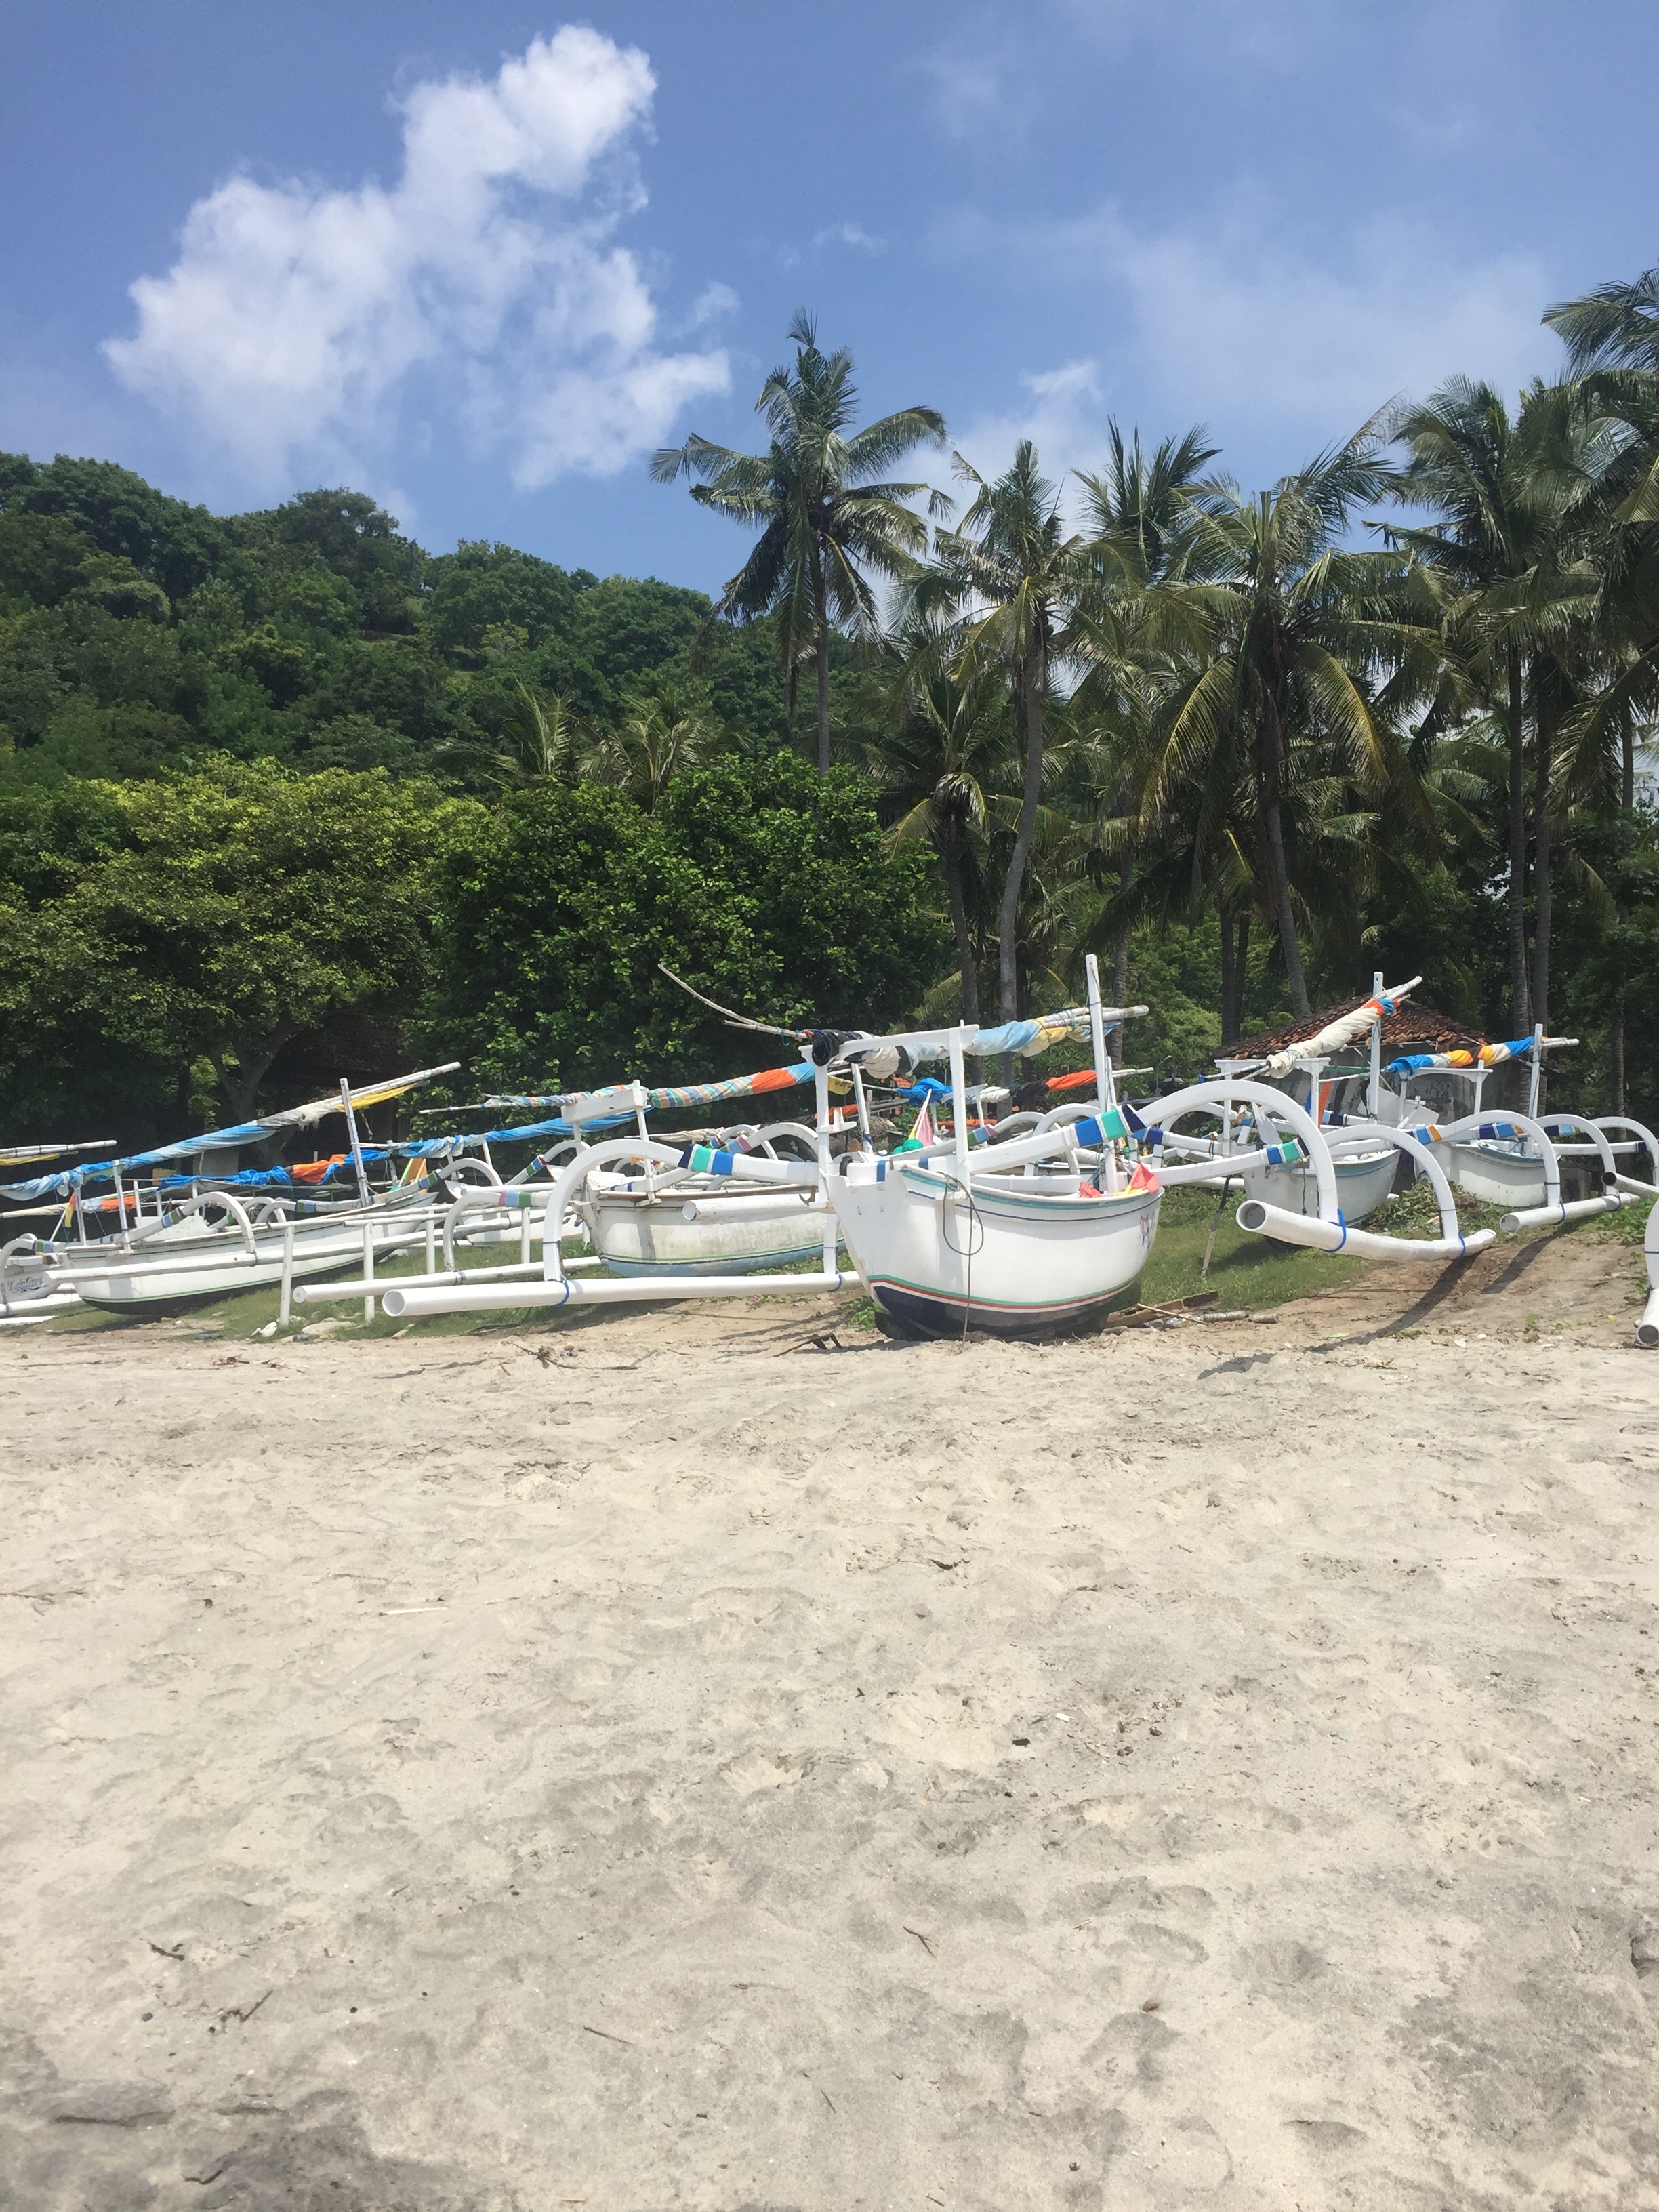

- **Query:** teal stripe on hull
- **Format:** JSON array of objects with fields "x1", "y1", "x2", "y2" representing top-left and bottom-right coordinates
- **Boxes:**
[{"x1": 600, "y1": 1241, "x2": 828, "y2": 1279}]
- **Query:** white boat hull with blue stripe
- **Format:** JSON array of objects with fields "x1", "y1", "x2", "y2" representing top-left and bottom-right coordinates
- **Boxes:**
[
  {"x1": 831, "y1": 1158, "x2": 1160, "y2": 1337},
  {"x1": 582, "y1": 1187, "x2": 836, "y2": 1277},
  {"x1": 1245, "y1": 1143, "x2": 1399, "y2": 1227}
]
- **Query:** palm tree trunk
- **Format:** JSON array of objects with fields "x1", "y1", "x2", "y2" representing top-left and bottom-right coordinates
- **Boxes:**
[
  {"x1": 1531, "y1": 685, "x2": 1553, "y2": 1049},
  {"x1": 815, "y1": 570, "x2": 831, "y2": 777},
  {"x1": 1256, "y1": 701, "x2": 1309, "y2": 1020},
  {"x1": 1112, "y1": 857, "x2": 1131, "y2": 1019},
  {"x1": 943, "y1": 822, "x2": 979, "y2": 1027},
  {"x1": 1506, "y1": 644, "x2": 1532, "y2": 1033},
  {"x1": 1233, "y1": 911, "x2": 1251, "y2": 1042},
  {"x1": 1219, "y1": 898, "x2": 1240, "y2": 1047},
  {"x1": 998, "y1": 628, "x2": 1046, "y2": 1084},
  {"x1": 1614, "y1": 713, "x2": 1634, "y2": 1115}
]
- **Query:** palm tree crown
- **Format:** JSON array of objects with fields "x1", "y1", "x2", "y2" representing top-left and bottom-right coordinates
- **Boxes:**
[{"x1": 651, "y1": 312, "x2": 945, "y2": 773}]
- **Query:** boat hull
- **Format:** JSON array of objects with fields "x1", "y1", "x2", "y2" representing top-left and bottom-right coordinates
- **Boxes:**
[
  {"x1": 1434, "y1": 1140, "x2": 1546, "y2": 1209},
  {"x1": 59, "y1": 1235, "x2": 366, "y2": 1313},
  {"x1": 1245, "y1": 1146, "x2": 1399, "y2": 1227},
  {"x1": 583, "y1": 1191, "x2": 836, "y2": 1278},
  {"x1": 831, "y1": 1162, "x2": 1160, "y2": 1337},
  {"x1": 44, "y1": 1201, "x2": 436, "y2": 1313}
]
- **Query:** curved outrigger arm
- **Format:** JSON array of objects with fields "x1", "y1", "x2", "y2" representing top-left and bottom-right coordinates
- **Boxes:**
[
  {"x1": 1426, "y1": 1108, "x2": 1639, "y2": 1231},
  {"x1": 1148, "y1": 1081, "x2": 1498, "y2": 1264},
  {"x1": 1589, "y1": 1114, "x2": 1659, "y2": 1197}
]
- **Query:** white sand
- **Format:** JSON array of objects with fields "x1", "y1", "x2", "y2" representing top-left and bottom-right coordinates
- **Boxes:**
[{"x1": 3, "y1": 1243, "x2": 1658, "y2": 2209}]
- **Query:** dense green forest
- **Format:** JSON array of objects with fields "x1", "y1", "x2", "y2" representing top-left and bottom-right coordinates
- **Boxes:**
[{"x1": 3, "y1": 267, "x2": 1659, "y2": 1145}]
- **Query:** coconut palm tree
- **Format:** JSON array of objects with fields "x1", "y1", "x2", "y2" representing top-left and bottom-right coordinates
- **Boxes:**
[
  {"x1": 650, "y1": 313, "x2": 946, "y2": 774},
  {"x1": 1067, "y1": 422, "x2": 1219, "y2": 1012},
  {"x1": 859, "y1": 613, "x2": 1012, "y2": 1026},
  {"x1": 589, "y1": 700, "x2": 718, "y2": 813},
  {"x1": 437, "y1": 681, "x2": 589, "y2": 792},
  {"x1": 1147, "y1": 435, "x2": 1424, "y2": 1019},
  {"x1": 922, "y1": 442, "x2": 1100, "y2": 1069},
  {"x1": 1391, "y1": 378, "x2": 1614, "y2": 1031}
]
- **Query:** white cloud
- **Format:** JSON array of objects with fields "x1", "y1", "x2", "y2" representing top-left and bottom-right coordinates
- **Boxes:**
[
  {"x1": 687, "y1": 281, "x2": 740, "y2": 328},
  {"x1": 1071, "y1": 201, "x2": 1555, "y2": 441},
  {"x1": 102, "y1": 28, "x2": 729, "y2": 494},
  {"x1": 949, "y1": 197, "x2": 1561, "y2": 504},
  {"x1": 813, "y1": 223, "x2": 886, "y2": 254},
  {"x1": 1089, "y1": 203, "x2": 1544, "y2": 434},
  {"x1": 954, "y1": 360, "x2": 1118, "y2": 510}
]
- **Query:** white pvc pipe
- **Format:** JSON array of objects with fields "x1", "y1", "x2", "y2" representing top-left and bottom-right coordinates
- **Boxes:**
[
  {"x1": 1235, "y1": 1197, "x2": 1496, "y2": 1263},
  {"x1": 1596, "y1": 1116, "x2": 1659, "y2": 1189},
  {"x1": 295, "y1": 1255, "x2": 605, "y2": 1305},
  {"x1": 1500, "y1": 1191, "x2": 1640, "y2": 1233},
  {"x1": 382, "y1": 1265, "x2": 852, "y2": 1319},
  {"x1": 679, "y1": 1193, "x2": 820, "y2": 1222}
]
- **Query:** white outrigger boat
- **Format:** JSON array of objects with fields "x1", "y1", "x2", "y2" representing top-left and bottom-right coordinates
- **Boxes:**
[
  {"x1": 377, "y1": 962, "x2": 1165, "y2": 1335},
  {"x1": 470, "y1": 1061, "x2": 840, "y2": 1279},
  {"x1": 0, "y1": 1139, "x2": 117, "y2": 1323},
  {"x1": 1209, "y1": 977, "x2": 1428, "y2": 1229},
  {"x1": 377, "y1": 958, "x2": 1513, "y2": 1337},
  {"x1": 1380, "y1": 1027, "x2": 1659, "y2": 1224},
  {"x1": 1, "y1": 1065, "x2": 462, "y2": 1317}
]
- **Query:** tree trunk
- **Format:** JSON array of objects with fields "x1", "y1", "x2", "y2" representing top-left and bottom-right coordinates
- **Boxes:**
[
  {"x1": 1531, "y1": 687, "x2": 1553, "y2": 1088},
  {"x1": 943, "y1": 821, "x2": 979, "y2": 1027},
  {"x1": 1219, "y1": 899, "x2": 1238, "y2": 1048},
  {"x1": 1235, "y1": 911, "x2": 1250, "y2": 1042},
  {"x1": 1505, "y1": 643, "x2": 1532, "y2": 1033},
  {"x1": 1614, "y1": 712, "x2": 1633, "y2": 1115},
  {"x1": 1219, "y1": 900, "x2": 1252, "y2": 1048},
  {"x1": 998, "y1": 626, "x2": 1047, "y2": 1085},
  {"x1": 815, "y1": 569, "x2": 831, "y2": 777},
  {"x1": 1256, "y1": 699, "x2": 1309, "y2": 1019},
  {"x1": 1112, "y1": 856, "x2": 1131, "y2": 1023},
  {"x1": 211, "y1": 1029, "x2": 293, "y2": 1124}
]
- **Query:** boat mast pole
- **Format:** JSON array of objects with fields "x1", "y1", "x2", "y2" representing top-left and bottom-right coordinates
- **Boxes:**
[
  {"x1": 1527, "y1": 1023, "x2": 1544, "y2": 1121},
  {"x1": 340, "y1": 1080, "x2": 371, "y2": 1208},
  {"x1": 813, "y1": 1058, "x2": 837, "y2": 1277},
  {"x1": 850, "y1": 1065, "x2": 871, "y2": 1144},
  {"x1": 948, "y1": 1029, "x2": 970, "y2": 1183},
  {"x1": 1368, "y1": 970, "x2": 1384, "y2": 1120},
  {"x1": 1084, "y1": 954, "x2": 1120, "y2": 1191}
]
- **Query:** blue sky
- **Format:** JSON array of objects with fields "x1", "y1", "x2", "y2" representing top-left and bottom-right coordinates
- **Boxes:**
[{"x1": 3, "y1": 1, "x2": 1656, "y2": 592}]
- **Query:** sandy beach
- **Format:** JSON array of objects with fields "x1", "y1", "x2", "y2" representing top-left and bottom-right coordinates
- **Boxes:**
[{"x1": 3, "y1": 1237, "x2": 1657, "y2": 2210}]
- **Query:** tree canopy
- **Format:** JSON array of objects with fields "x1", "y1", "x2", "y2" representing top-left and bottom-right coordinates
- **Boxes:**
[{"x1": 7, "y1": 276, "x2": 1659, "y2": 1147}]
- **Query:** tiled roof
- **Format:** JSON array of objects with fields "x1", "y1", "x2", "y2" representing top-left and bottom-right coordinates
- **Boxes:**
[{"x1": 1236, "y1": 999, "x2": 1487, "y2": 1059}]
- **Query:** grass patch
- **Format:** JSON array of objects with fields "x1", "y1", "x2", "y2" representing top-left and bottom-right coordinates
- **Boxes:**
[
  {"x1": 1123, "y1": 1183, "x2": 1368, "y2": 1311},
  {"x1": 1585, "y1": 1192, "x2": 1656, "y2": 1247}
]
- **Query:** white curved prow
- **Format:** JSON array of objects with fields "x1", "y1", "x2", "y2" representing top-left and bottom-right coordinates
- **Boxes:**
[{"x1": 1639, "y1": 1201, "x2": 1659, "y2": 1350}]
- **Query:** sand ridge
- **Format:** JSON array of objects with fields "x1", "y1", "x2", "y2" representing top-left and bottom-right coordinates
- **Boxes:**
[{"x1": 2, "y1": 1259, "x2": 1657, "y2": 2209}]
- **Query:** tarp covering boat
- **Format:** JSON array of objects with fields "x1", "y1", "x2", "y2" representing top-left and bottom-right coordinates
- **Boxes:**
[{"x1": 0, "y1": 1063, "x2": 459, "y2": 1202}]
